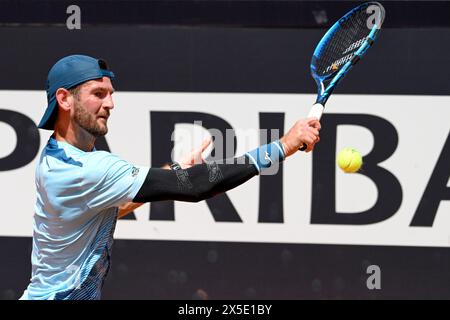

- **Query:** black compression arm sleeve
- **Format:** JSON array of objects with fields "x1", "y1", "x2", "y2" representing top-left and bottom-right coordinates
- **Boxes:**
[{"x1": 133, "y1": 156, "x2": 258, "y2": 203}]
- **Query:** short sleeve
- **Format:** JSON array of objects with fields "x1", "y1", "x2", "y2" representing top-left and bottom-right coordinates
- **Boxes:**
[{"x1": 82, "y1": 151, "x2": 149, "y2": 210}]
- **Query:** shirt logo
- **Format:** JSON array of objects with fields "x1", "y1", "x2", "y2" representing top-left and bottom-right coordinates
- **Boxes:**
[{"x1": 131, "y1": 167, "x2": 140, "y2": 177}]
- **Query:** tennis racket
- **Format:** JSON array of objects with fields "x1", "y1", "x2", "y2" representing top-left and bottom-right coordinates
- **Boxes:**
[{"x1": 300, "y1": 1, "x2": 385, "y2": 151}]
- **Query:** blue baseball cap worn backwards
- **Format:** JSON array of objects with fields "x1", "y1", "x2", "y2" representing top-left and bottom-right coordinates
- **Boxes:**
[{"x1": 38, "y1": 54, "x2": 115, "y2": 130}]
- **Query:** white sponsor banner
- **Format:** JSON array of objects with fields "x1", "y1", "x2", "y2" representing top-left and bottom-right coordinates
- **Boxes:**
[{"x1": 0, "y1": 91, "x2": 449, "y2": 247}]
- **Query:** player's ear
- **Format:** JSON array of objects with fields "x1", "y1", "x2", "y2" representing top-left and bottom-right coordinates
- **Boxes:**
[{"x1": 55, "y1": 88, "x2": 72, "y2": 111}]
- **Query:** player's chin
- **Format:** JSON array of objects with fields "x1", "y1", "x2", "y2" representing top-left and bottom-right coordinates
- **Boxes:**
[
  {"x1": 100, "y1": 125, "x2": 108, "y2": 136},
  {"x1": 94, "y1": 121, "x2": 108, "y2": 136}
]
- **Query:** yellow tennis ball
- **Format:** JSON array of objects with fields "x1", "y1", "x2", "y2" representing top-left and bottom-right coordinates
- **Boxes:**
[{"x1": 337, "y1": 147, "x2": 363, "y2": 173}]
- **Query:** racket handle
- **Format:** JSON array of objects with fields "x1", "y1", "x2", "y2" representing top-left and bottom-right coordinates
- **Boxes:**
[
  {"x1": 299, "y1": 103, "x2": 324, "y2": 151},
  {"x1": 307, "y1": 103, "x2": 325, "y2": 120}
]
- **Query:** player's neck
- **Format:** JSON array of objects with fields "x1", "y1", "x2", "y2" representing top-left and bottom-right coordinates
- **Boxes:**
[{"x1": 54, "y1": 125, "x2": 96, "y2": 152}]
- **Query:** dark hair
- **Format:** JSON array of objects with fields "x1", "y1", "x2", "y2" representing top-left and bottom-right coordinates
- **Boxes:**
[{"x1": 68, "y1": 84, "x2": 82, "y2": 99}]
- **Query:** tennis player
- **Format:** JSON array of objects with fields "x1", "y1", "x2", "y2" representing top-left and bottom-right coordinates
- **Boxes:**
[{"x1": 20, "y1": 55, "x2": 320, "y2": 300}]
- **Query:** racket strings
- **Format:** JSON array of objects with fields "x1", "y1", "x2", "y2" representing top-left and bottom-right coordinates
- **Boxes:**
[{"x1": 314, "y1": 6, "x2": 377, "y2": 77}]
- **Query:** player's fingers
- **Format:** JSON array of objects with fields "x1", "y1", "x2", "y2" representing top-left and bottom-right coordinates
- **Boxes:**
[
  {"x1": 305, "y1": 133, "x2": 320, "y2": 149},
  {"x1": 301, "y1": 134, "x2": 319, "y2": 152},
  {"x1": 199, "y1": 137, "x2": 212, "y2": 152},
  {"x1": 190, "y1": 138, "x2": 212, "y2": 164},
  {"x1": 309, "y1": 131, "x2": 320, "y2": 141},
  {"x1": 306, "y1": 117, "x2": 320, "y2": 126},
  {"x1": 308, "y1": 127, "x2": 320, "y2": 136},
  {"x1": 306, "y1": 136, "x2": 319, "y2": 152},
  {"x1": 311, "y1": 120, "x2": 321, "y2": 131},
  {"x1": 305, "y1": 119, "x2": 321, "y2": 133},
  {"x1": 305, "y1": 143, "x2": 315, "y2": 153},
  {"x1": 302, "y1": 135, "x2": 315, "y2": 146}
]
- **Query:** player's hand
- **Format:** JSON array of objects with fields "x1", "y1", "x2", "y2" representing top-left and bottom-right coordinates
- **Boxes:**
[
  {"x1": 280, "y1": 117, "x2": 321, "y2": 156},
  {"x1": 178, "y1": 137, "x2": 212, "y2": 169}
]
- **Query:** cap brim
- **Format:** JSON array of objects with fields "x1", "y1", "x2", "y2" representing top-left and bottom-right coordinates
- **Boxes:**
[{"x1": 38, "y1": 97, "x2": 58, "y2": 130}]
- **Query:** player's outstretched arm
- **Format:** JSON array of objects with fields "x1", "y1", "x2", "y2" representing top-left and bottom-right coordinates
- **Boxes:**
[
  {"x1": 133, "y1": 155, "x2": 258, "y2": 203},
  {"x1": 132, "y1": 118, "x2": 320, "y2": 204},
  {"x1": 118, "y1": 138, "x2": 212, "y2": 218}
]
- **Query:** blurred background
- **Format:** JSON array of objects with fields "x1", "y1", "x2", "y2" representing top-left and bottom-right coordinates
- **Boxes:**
[{"x1": 0, "y1": 0, "x2": 449, "y2": 299}]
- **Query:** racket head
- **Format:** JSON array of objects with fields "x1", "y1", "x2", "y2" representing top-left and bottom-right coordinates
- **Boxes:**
[{"x1": 310, "y1": 1, "x2": 385, "y2": 105}]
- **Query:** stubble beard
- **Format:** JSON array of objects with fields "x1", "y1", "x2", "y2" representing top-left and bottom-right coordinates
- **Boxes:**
[{"x1": 74, "y1": 101, "x2": 108, "y2": 137}]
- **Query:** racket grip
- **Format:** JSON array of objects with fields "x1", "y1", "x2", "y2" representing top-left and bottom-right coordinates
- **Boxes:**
[
  {"x1": 307, "y1": 103, "x2": 325, "y2": 120},
  {"x1": 299, "y1": 103, "x2": 324, "y2": 151}
]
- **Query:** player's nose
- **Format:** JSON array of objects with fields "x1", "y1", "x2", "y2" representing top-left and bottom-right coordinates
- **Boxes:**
[{"x1": 103, "y1": 94, "x2": 115, "y2": 110}]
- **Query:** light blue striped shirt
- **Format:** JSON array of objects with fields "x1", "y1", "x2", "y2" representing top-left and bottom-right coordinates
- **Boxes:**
[{"x1": 21, "y1": 137, "x2": 148, "y2": 300}]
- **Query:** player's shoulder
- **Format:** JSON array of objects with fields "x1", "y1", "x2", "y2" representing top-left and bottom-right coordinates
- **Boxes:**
[
  {"x1": 83, "y1": 150, "x2": 132, "y2": 179},
  {"x1": 84, "y1": 150, "x2": 127, "y2": 168},
  {"x1": 85, "y1": 150, "x2": 120, "y2": 161}
]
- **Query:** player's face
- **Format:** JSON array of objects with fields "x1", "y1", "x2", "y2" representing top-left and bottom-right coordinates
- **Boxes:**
[{"x1": 73, "y1": 77, "x2": 115, "y2": 137}]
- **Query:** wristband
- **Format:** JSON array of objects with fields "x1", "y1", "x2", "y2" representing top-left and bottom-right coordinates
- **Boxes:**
[{"x1": 245, "y1": 140, "x2": 285, "y2": 173}]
